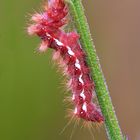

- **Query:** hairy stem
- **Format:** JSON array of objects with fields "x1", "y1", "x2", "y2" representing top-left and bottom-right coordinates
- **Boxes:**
[{"x1": 67, "y1": 0, "x2": 124, "y2": 139}]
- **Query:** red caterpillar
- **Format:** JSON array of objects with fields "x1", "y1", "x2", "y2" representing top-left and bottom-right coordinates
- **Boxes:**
[{"x1": 28, "y1": 0, "x2": 104, "y2": 123}]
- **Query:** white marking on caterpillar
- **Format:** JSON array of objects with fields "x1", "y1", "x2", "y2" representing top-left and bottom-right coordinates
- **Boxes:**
[
  {"x1": 67, "y1": 47, "x2": 75, "y2": 55},
  {"x1": 74, "y1": 107, "x2": 77, "y2": 114},
  {"x1": 82, "y1": 103, "x2": 87, "y2": 112},
  {"x1": 79, "y1": 74, "x2": 84, "y2": 84},
  {"x1": 80, "y1": 90, "x2": 86, "y2": 100}
]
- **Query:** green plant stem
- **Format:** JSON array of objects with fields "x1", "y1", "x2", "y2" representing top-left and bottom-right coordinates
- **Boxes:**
[{"x1": 67, "y1": 0, "x2": 124, "y2": 140}]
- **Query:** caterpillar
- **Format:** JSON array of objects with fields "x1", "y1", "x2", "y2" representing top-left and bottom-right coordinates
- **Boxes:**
[{"x1": 27, "y1": 0, "x2": 104, "y2": 123}]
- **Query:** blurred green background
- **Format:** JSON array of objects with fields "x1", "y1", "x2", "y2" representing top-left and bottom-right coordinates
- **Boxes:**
[{"x1": 0, "y1": 0, "x2": 140, "y2": 140}]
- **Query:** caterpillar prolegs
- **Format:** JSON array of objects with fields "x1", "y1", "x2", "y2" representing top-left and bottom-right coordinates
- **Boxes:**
[{"x1": 27, "y1": 0, "x2": 104, "y2": 123}]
